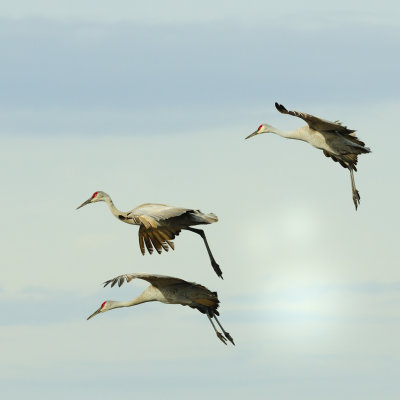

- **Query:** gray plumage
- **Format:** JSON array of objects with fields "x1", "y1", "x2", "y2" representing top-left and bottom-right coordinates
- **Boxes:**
[
  {"x1": 76, "y1": 192, "x2": 222, "y2": 278},
  {"x1": 87, "y1": 273, "x2": 234, "y2": 345},
  {"x1": 246, "y1": 102, "x2": 371, "y2": 210}
]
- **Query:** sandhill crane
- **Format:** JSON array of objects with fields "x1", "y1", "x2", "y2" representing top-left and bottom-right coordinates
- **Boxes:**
[
  {"x1": 87, "y1": 273, "x2": 235, "y2": 345},
  {"x1": 246, "y1": 102, "x2": 371, "y2": 210},
  {"x1": 76, "y1": 192, "x2": 222, "y2": 278}
]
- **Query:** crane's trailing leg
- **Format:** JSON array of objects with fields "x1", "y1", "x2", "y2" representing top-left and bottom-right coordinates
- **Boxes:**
[
  {"x1": 349, "y1": 168, "x2": 360, "y2": 210},
  {"x1": 207, "y1": 312, "x2": 227, "y2": 345},
  {"x1": 186, "y1": 227, "x2": 223, "y2": 279},
  {"x1": 213, "y1": 315, "x2": 235, "y2": 345}
]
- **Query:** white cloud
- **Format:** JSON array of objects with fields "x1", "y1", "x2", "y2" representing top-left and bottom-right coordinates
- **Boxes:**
[{"x1": 1, "y1": 0, "x2": 398, "y2": 27}]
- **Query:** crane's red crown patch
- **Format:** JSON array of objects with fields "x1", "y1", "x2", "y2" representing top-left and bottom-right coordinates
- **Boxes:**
[
  {"x1": 258, "y1": 124, "x2": 263, "y2": 132},
  {"x1": 92, "y1": 192, "x2": 98, "y2": 199},
  {"x1": 101, "y1": 301, "x2": 106, "y2": 309}
]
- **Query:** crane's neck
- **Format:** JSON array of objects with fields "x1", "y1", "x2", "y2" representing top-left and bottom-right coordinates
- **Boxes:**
[
  {"x1": 270, "y1": 126, "x2": 308, "y2": 141},
  {"x1": 103, "y1": 196, "x2": 129, "y2": 220},
  {"x1": 111, "y1": 287, "x2": 161, "y2": 310}
]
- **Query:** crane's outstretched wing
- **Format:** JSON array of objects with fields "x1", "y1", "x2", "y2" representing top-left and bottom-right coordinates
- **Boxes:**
[
  {"x1": 322, "y1": 133, "x2": 371, "y2": 170},
  {"x1": 129, "y1": 203, "x2": 191, "y2": 224},
  {"x1": 103, "y1": 273, "x2": 190, "y2": 288},
  {"x1": 127, "y1": 204, "x2": 187, "y2": 254},
  {"x1": 275, "y1": 102, "x2": 356, "y2": 135},
  {"x1": 322, "y1": 150, "x2": 358, "y2": 170},
  {"x1": 129, "y1": 203, "x2": 217, "y2": 226},
  {"x1": 103, "y1": 273, "x2": 220, "y2": 315},
  {"x1": 129, "y1": 203, "x2": 217, "y2": 255},
  {"x1": 138, "y1": 225, "x2": 180, "y2": 254}
]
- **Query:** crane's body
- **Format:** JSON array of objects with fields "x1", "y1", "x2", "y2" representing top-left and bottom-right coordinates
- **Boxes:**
[
  {"x1": 261, "y1": 123, "x2": 367, "y2": 155},
  {"x1": 246, "y1": 102, "x2": 371, "y2": 210},
  {"x1": 77, "y1": 192, "x2": 222, "y2": 278},
  {"x1": 87, "y1": 273, "x2": 235, "y2": 345}
]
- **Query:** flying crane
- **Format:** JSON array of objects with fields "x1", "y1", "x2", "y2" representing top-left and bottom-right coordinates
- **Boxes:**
[
  {"x1": 246, "y1": 102, "x2": 371, "y2": 210},
  {"x1": 77, "y1": 191, "x2": 222, "y2": 278},
  {"x1": 87, "y1": 273, "x2": 235, "y2": 345}
]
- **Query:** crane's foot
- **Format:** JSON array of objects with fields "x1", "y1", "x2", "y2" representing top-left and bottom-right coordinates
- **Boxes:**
[
  {"x1": 216, "y1": 332, "x2": 227, "y2": 345},
  {"x1": 212, "y1": 261, "x2": 223, "y2": 279},
  {"x1": 352, "y1": 190, "x2": 360, "y2": 210},
  {"x1": 224, "y1": 332, "x2": 235, "y2": 345}
]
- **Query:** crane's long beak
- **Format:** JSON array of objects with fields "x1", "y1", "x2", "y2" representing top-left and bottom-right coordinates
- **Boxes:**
[
  {"x1": 76, "y1": 198, "x2": 92, "y2": 210},
  {"x1": 87, "y1": 307, "x2": 102, "y2": 320},
  {"x1": 245, "y1": 130, "x2": 260, "y2": 139}
]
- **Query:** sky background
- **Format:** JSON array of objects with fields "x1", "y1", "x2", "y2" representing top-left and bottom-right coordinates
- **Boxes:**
[{"x1": 1, "y1": 1, "x2": 400, "y2": 399}]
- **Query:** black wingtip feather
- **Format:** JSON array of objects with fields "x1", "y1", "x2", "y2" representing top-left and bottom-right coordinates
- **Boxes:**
[{"x1": 275, "y1": 102, "x2": 287, "y2": 113}]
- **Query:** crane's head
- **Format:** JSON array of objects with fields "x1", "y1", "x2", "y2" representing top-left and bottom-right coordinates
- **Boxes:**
[
  {"x1": 245, "y1": 124, "x2": 273, "y2": 139},
  {"x1": 76, "y1": 191, "x2": 109, "y2": 210},
  {"x1": 87, "y1": 300, "x2": 118, "y2": 320}
]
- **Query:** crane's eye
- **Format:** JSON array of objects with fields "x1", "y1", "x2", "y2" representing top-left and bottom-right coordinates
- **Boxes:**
[
  {"x1": 101, "y1": 301, "x2": 106, "y2": 309},
  {"x1": 92, "y1": 192, "x2": 98, "y2": 199},
  {"x1": 257, "y1": 124, "x2": 263, "y2": 132}
]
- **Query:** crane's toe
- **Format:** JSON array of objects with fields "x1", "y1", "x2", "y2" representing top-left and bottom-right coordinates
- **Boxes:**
[
  {"x1": 212, "y1": 261, "x2": 223, "y2": 279},
  {"x1": 217, "y1": 332, "x2": 227, "y2": 345},
  {"x1": 352, "y1": 190, "x2": 360, "y2": 210},
  {"x1": 224, "y1": 332, "x2": 235, "y2": 346}
]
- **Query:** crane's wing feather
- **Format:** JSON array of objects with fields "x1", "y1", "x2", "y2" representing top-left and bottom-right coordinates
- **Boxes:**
[
  {"x1": 129, "y1": 204, "x2": 217, "y2": 255},
  {"x1": 275, "y1": 102, "x2": 356, "y2": 135},
  {"x1": 323, "y1": 150, "x2": 358, "y2": 170},
  {"x1": 103, "y1": 273, "x2": 190, "y2": 288},
  {"x1": 138, "y1": 225, "x2": 179, "y2": 255},
  {"x1": 322, "y1": 133, "x2": 371, "y2": 170},
  {"x1": 129, "y1": 204, "x2": 217, "y2": 228},
  {"x1": 129, "y1": 203, "x2": 192, "y2": 222}
]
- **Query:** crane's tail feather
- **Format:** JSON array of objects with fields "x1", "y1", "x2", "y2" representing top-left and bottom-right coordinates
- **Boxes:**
[
  {"x1": 191, "y1": 289, "x2": 220, "y2": 316},
  {"x1": 189, "y1": 210, "x2": 218, "y2": 225},
  {"x1": 194, "y1": 298, "x2": 218, "y2": 308},
  {"x1": 203, "y1": 212, "x2": 218, "y2": 223}
]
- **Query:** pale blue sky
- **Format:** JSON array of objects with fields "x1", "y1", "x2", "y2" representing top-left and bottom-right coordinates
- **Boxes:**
[{"x1": 1, "y1": 1, "x2": 399, "y2": 399}]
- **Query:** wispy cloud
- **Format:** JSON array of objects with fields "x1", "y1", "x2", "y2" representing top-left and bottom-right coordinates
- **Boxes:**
[{"x1": 0, "y1": 18, "x2": 399, "y2": 135}]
